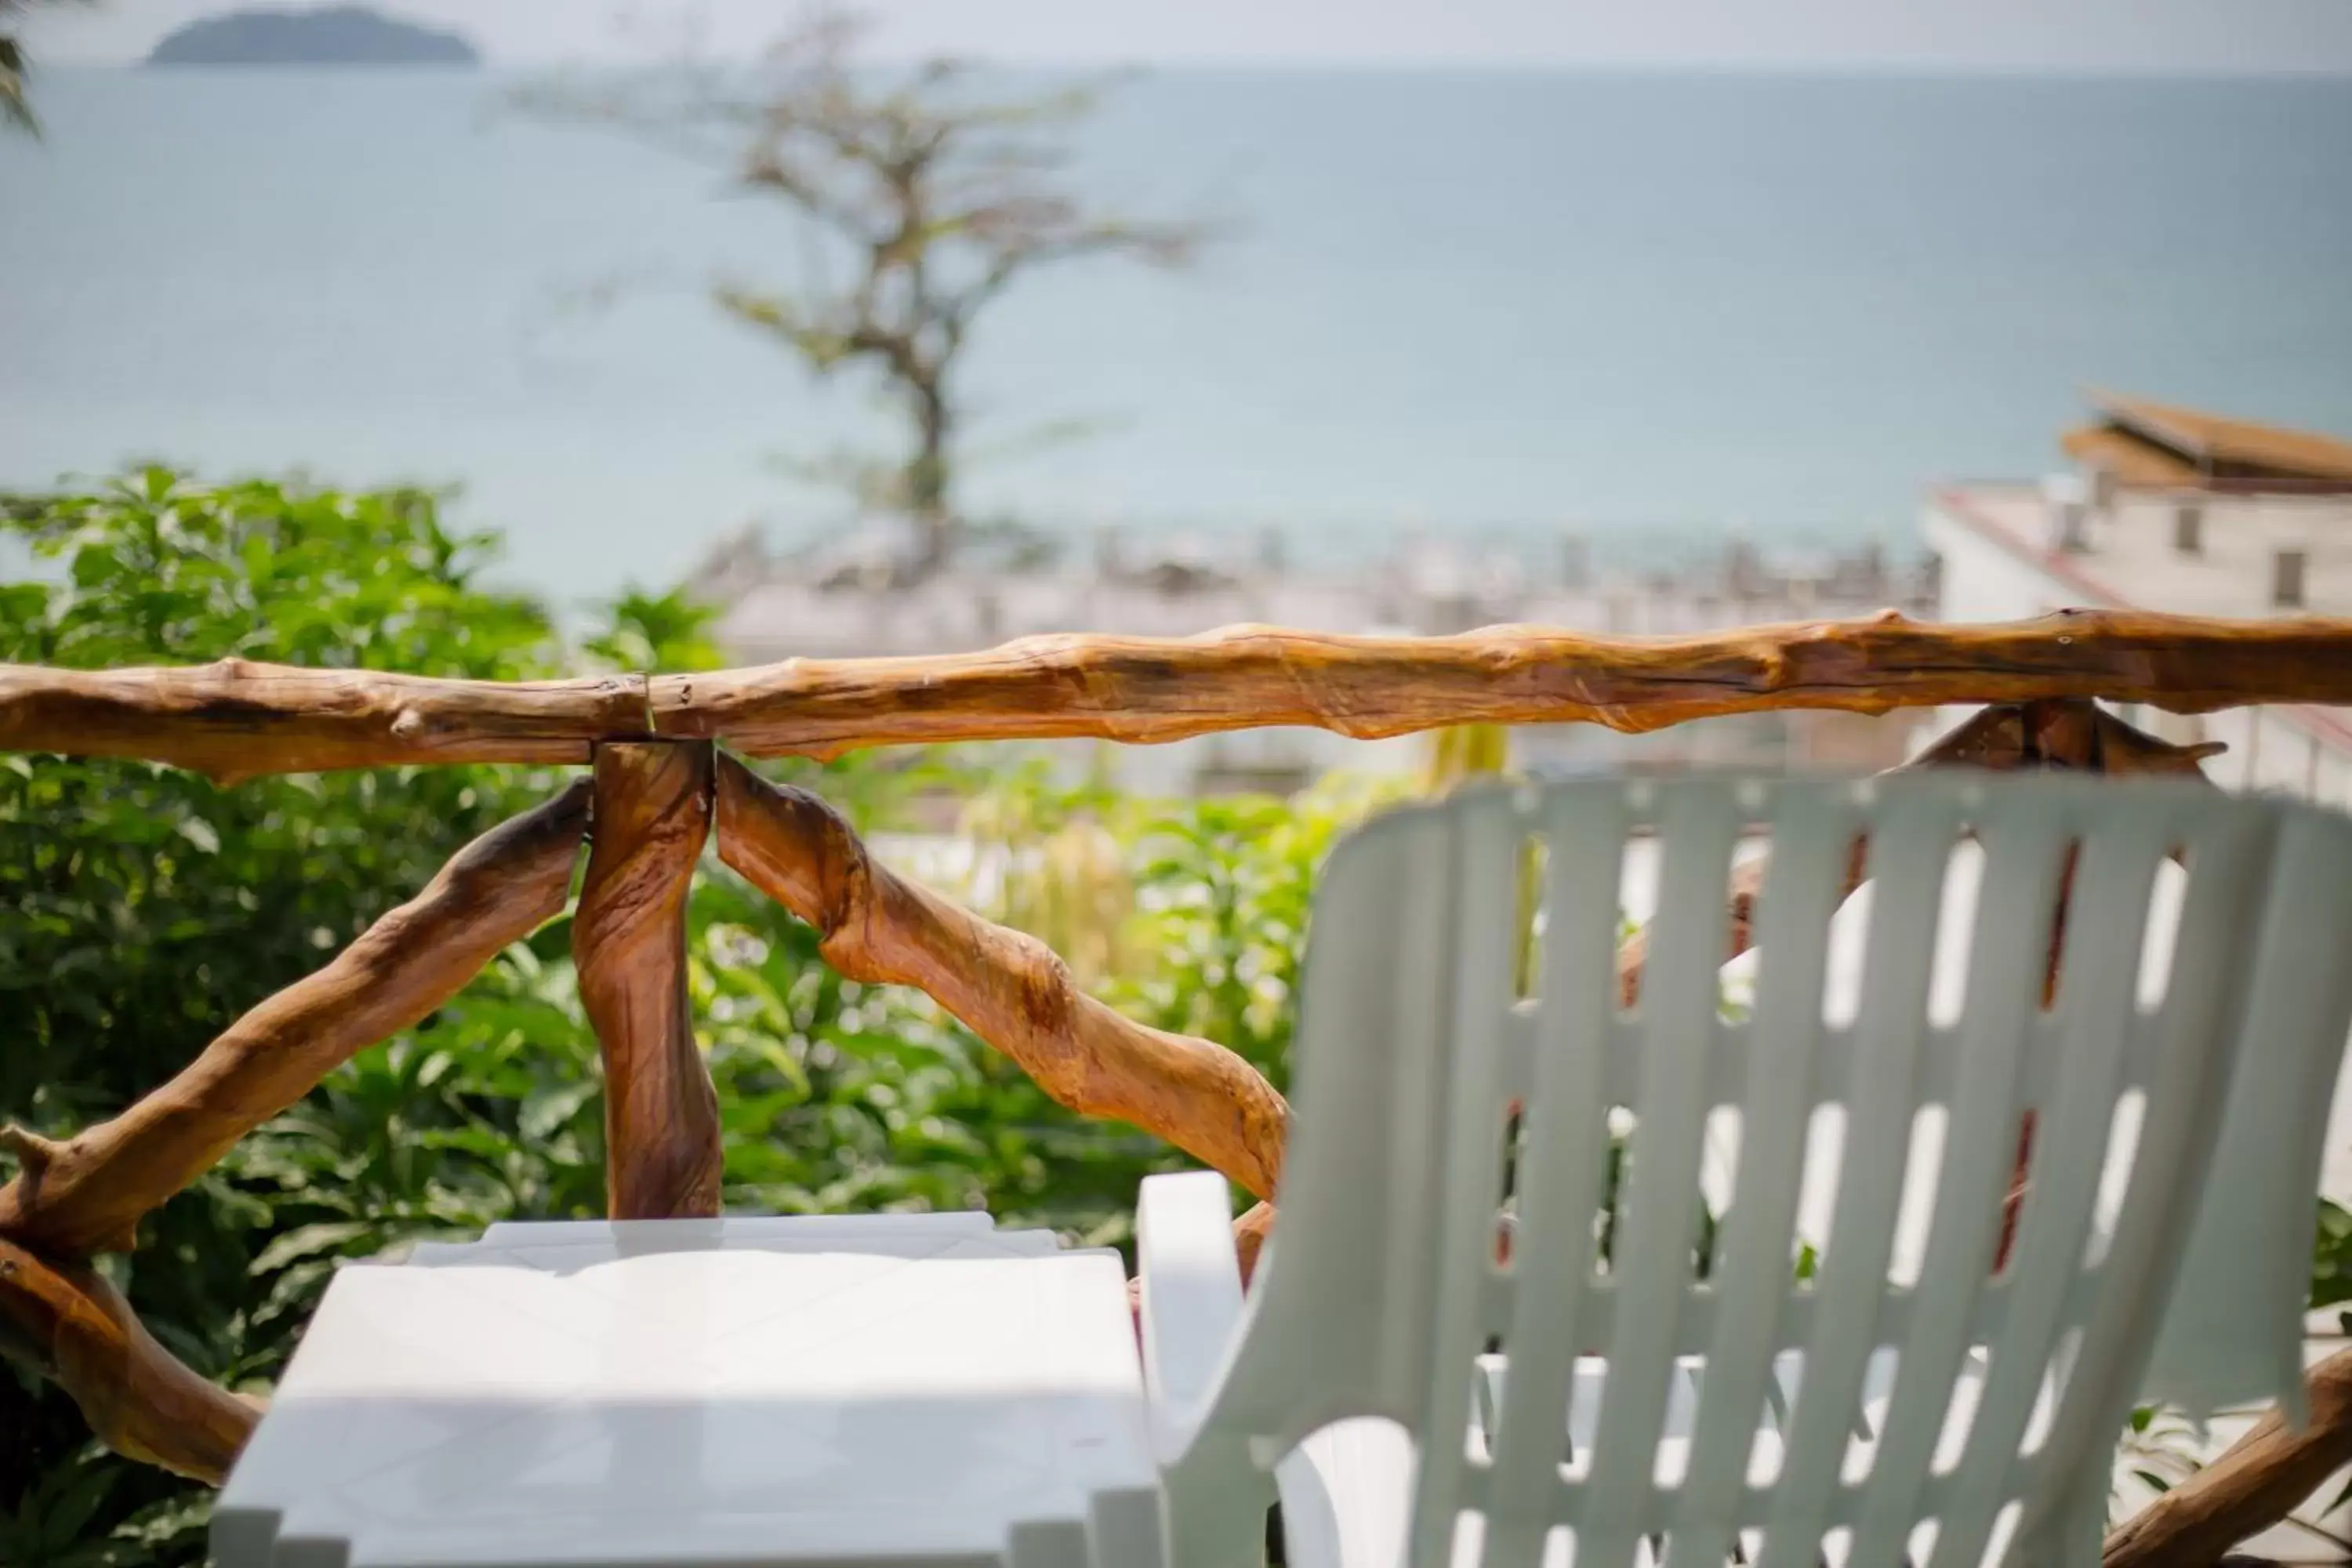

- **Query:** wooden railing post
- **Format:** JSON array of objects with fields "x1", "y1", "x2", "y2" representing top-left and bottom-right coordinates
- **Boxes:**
[{"x1": 575, "y1": 741, "x2": 723, "y2": 1219}]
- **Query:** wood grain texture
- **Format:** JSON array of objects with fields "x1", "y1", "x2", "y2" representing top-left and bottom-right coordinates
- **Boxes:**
[
  {"x1": 1232, "y1": 1200, "x2": 1273, "y2": 1283},
  {"x1": 0, "y1": 659, "x2": 645, "y2": 782},
  {"x1": 2103, "y1": 1347, "x2": 2352, "y2": 1568},
  {"x1": 651, "y1": 611, "x2": 2352, "y2": 758},
  {"x1": 0, "y1": 782, "x2": 591, "y2": 1259},
  {"x1": 5, "y1": 613, "x2": 2345, "y2": 776},
  {"x1": 576, "y1": 742, "x2": 724, "y2": 1220},
  {"x1": 0, "y1": 1235, "x2": 261, "y2": 1484},
  {"x1": 715, "y1": 752, "x2": 1289, "y2": 1199}
]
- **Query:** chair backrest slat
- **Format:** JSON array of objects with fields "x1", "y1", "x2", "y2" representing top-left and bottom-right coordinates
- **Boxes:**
[
  {"x1": 1579, "y1": 789, "x2": 1746, "y2": 1568},
  {"x1": 1818, "y1": 800, "x2": 2077, "y2": 1566},
  {"x1": 2140, "y1": 804, "x2": 2352, "y2": 1420},
  {"x1": 1670, "y1": 786, "x2": 1865, "y2": 1568},
  {"x1": 1409, "y1": 795, "x2": 1529, "y2": 1568},
  {"x1": 1483, "y1": 787, "x2": 1635, "y2": 1568},
  {"x1": 1900, "y1": 810, "x2": 2169, "y2": 1568},
  {"x1": 1997, "y1": 796, "x2": 2292, "y2": 1566},
  {"x1": 1761, "y1": 787, "x2": 1975, "y2": 1568}
]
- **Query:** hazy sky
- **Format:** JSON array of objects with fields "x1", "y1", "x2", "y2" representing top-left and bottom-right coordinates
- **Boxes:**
[{"x1": 25, "y1": 0, "x2": 2352, "y2": 72}]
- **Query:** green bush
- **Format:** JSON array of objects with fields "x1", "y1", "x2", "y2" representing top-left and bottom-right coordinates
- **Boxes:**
[
  {"x1": 2, "y1": 472, "x2": 587, "y2": 1564},
  {"x1": 0, "y1": 469, "x2": 1348, "y2": 1564}
]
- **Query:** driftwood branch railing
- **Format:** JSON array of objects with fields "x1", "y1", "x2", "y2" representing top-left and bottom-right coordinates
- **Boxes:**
[
  {"x1": 0, "y1": 607, "x2": 2346, "y2": 1551},
  {"x1": 6, "y1": 608, "x2": 2352, "y2": 780}
]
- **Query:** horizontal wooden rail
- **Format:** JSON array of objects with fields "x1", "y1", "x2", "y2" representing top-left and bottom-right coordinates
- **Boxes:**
[
  {"x1": 655, "y1": 609, "x2": 2352, "y2": 756},
  {"x1": 0, "y1": 782, "x2": 591, "y2": 1258},
  {"x1": 7, "y1": 611, "x2": 2352, "y2": 779},
  {"x1": 715, "y1": 753, "x2": 1290, "y2": 1200},
  {"x1": 0, "y1": 660, "x2": 644, "y2": 782}
]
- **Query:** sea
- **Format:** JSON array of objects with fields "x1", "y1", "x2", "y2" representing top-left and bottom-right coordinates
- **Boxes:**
[{"x1": 2, "y1": 67, "x2": 2349, "y2": 607}]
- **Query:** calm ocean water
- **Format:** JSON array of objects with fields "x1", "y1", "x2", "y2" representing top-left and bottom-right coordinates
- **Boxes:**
[{"x1": 2, "y1": 68, "x2": 2350, "y2": 605}]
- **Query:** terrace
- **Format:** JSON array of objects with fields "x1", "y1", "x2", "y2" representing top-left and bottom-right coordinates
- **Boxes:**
[{"x1": 5, "y1": 606, "x2": 2352, "y2": 1565}]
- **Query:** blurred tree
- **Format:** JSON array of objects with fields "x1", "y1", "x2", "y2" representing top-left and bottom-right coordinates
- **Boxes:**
[{"x1": 518, "y1": 8, "x2": 1206, "y2": 576}]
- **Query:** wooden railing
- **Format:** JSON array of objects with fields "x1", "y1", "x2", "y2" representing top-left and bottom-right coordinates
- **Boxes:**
[
  {"x1": 9, "y1": 608, "x2": 2352, "y2": 779},
  {"x1": 1, "y1": 608, "x2": 2347, "y2": 1525}
]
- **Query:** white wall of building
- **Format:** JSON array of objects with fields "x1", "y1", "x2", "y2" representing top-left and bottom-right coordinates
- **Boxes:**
[
  {"x1": 1925, "y1": 502, "x2": 2081, "y2": 622},
  {"x1": 2079, "y1": 492, "x2": 2352, "y2": 617}
]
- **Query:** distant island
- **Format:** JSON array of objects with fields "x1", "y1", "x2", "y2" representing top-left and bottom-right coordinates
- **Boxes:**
[{"x1": 147, "y1": 6, "x2": 480, "y2": 66}]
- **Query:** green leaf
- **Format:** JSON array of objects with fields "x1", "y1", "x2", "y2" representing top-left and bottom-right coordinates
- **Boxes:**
[
  {"x1": 250, "y1": 1220, "x2": 372, "y2": 1276},
  {"x1": 33, "y1": 1461, "x2": 116, "y2": 1555}
]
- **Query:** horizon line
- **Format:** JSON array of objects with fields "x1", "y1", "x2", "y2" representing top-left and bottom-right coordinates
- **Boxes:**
[{"x1": 42, "y1": 56, "x2": 2352, "y2": 80}]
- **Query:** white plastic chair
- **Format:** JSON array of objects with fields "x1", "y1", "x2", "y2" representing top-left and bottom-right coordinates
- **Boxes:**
[{"x1": 1137, "y1": 773, "x2": 2352, "y2": 1568}]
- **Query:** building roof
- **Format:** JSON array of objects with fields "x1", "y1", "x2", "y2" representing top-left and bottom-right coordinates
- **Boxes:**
[
  {"x1": 2058, "y1": 424, "x2": 2206, "y2": 489},
  {"x1": 2069, "y1": 390, "x2": 2352, "y2": 488}
]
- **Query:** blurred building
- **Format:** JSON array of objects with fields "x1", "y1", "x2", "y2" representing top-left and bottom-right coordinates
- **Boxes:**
[
  {"x1": 1924, "y1": 389, "x2": 2352, "y2": 805},
  {"x1": 690, "y1": 523, "x2": 1936, "y2": 795}
]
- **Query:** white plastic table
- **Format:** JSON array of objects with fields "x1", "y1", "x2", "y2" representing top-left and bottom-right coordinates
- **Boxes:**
[{"x1": 213, "y1": 1214, "x2": 1163, "y2": 1568}]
